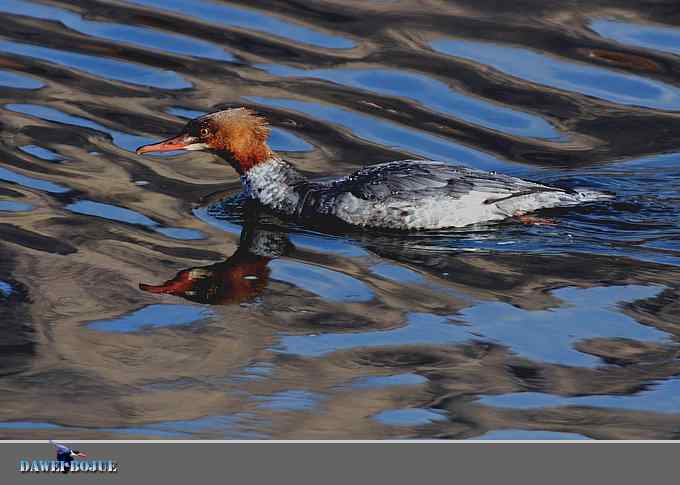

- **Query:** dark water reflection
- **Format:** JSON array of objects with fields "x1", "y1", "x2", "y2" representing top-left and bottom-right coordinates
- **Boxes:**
[{"x1": 1, "y1": 0, "x2": 680, "y2": 439}]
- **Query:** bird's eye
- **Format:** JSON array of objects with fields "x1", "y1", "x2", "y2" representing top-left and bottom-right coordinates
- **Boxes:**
[{"x1": 200, "y1": 128, "x2": 210, "y2": 137}]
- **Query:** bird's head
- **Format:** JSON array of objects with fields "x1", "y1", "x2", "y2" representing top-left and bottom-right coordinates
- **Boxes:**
[
  {"x1": 136, "y1": 108, "x2": 273, "y2": 175},
  {"x1": 70, "y1": 450, "x2": 87, "y2": 458}
]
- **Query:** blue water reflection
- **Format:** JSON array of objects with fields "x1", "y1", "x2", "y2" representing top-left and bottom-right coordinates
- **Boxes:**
[
  {"x1": 0, "y1": 280, "x2": 13, "y2": 296},
  {"x1": 0, "y1": 421, "x2": 62, "y2": 429},
  {"x1": 269, "y1": 259, "x2": 373, "y2": 302},
  {"x1": 459, "y1": 285, "x2": 667, "y2": 367},
  {"x1": 276, "y1": 285, "x2": 667, "y2": 367},
  {"x1": 18, "y1": 145, "x2": 63, "y2": 161},
  {"x1": 0, "y1": 0, "x2": 235, "y2": 62},
  {"x1": 591, "y1": 18, "x2": 680, "y2": 56},
  {"x1": 431, "y1": 38, "x2": 680, "y2": 110},
  {"x1": 277, "y1": 312, "x2": 470, "y2": 357},
  {"x1": 0, "y1": 40, "x2": 189, "y2": 89},
  {"x1": 7, "y1": 104, "x2": 155, "y2": 152},
  {"x1": 260, "y1": 64, "x2": 564, "y2": 140},
  {"x1": 373, "y1": 408, "x2": 447, "y2": 426},
  {"x1": 351, "y1": 373, "x2": 427, "y2": 389},
  {"x1": 0, "y1": 69, "x2": 44, "y2": 89},
  {"x1": 255, "y1": 390, "x2": 322, "y2": 411},
  {"x1": 0, "y1": 200, "x2": 33, "y2": 212},
  {"x1": 66, "y1": 200, "x2": 205, "y2": 240},
  {"x1": 87, "y1": 304, "x2": 215, "y2": 332},
  {"x1": 126, "y1": 0, "x2": 355, "y2": 49},
  {"x1": 480, "y1": 377, "x2": 680, "y2": 414},
  {"x1": 0, "y1": 166, "x2": 69, "y2": 193}
]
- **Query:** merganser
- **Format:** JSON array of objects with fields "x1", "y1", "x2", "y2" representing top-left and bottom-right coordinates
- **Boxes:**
[{"x1": 136, "y1": 108, "x2": 609, "y2": 230}]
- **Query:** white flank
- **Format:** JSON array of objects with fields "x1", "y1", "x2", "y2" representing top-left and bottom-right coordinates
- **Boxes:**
[{"x1": 333, "y1": 189, "x2": 610, "y2": 230}]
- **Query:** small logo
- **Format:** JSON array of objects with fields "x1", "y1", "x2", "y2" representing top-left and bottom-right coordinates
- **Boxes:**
[{"x1": 17, "y1": 441, "x2": 118, "y2": 474}]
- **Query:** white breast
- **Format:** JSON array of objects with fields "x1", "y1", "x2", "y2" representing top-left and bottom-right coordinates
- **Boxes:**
[{"x1": 244, "y1": 159, "x2": 300, "y2": 214}]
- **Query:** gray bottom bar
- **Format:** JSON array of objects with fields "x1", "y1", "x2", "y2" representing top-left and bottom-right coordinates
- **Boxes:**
[{"x1": 1, "y1": 442, "x2": 677, "y2": 484}]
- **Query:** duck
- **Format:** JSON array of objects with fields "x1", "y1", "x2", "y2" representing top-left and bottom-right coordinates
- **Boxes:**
[{"x1": 136, "y1": 108, "x2": 609, "y2": 230}]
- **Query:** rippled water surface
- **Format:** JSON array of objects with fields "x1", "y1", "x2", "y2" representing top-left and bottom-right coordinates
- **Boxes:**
[{"x1": 1, "y1": 0, "x2": 680, "y2": 440}]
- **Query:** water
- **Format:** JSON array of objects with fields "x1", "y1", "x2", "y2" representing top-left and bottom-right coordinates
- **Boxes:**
[
  {"x1": 86, "y1": 304, "x2": 216, "y2": 332},
  {"x1": 1, "y1": 0, "x2": 680, "y2": 440}
]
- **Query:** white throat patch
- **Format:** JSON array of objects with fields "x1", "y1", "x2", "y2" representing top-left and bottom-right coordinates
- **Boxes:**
[{"x1": 183, "y1": 142, "x2": 211, "y2": 151}]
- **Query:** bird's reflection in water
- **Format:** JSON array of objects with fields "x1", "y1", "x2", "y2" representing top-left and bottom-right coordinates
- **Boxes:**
[
  {"x1": 140, "y1": 203, "x2": 293, "y2": 305},
  {"x1": 139, "y1": 194, "x2": 488, "y2": 307},
  {"x1": 141, "y1": 193, "x2": 675, "y2": 313}
]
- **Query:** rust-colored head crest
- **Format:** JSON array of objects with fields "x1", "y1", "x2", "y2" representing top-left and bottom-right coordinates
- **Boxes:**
[{"x1": 203, "y1": 108, "x2": 272, "y2": 172}]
